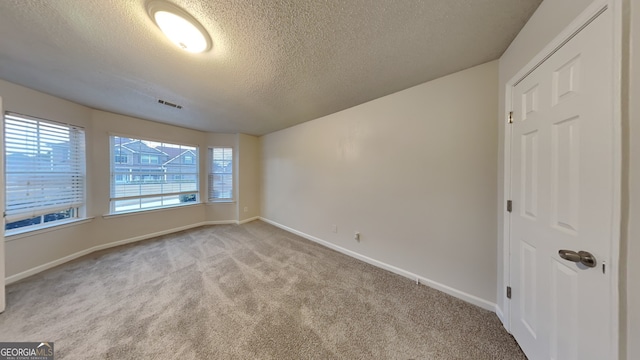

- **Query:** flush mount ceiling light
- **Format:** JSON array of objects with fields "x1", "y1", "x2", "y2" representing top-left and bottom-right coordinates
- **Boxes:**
[{"x1": 147, "y1": 1, "x2": 212, "y2": 53}]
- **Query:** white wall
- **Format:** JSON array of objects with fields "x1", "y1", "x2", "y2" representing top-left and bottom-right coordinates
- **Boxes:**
[
  {"x1": 261, "y1": 61, "x2": 499, "y2": 306},
  {"x1": 0, "y1": 79, "x2": 260, "y2": 280},
  {"x1": 238, "y1": 134, "x2": 260, "y2": 222}
]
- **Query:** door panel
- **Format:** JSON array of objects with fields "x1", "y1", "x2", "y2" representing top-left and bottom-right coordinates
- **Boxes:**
[
  {"x1": 520, "y1": 241, "x2": 538, "y2": 337},
  {"x1": 551, "y1": 116, "x2": 580, "y2": 234},
  {"x1": 509, "y1": 6, "x2": 613, "y2": 360},
  {"x1": 521, "y1": 130, "x2": 539, "y2": 219}
]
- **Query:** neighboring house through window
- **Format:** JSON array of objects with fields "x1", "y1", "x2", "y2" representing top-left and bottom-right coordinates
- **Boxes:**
[
  {"x1": 114, "y1": 154, "x2": 128, "y2": 164},
  {"x1": 209, "y1": 147, "x2": 233, "y2": 201},
  {"x1": 4, "y1": 112, "x2": 86, "y2": 233},
  {"x1": 110, "y1": 136, "x2": 199, "y2": 213},
  {"x1": 140, "y1": 154, "x2": 159, "y2": 164}
]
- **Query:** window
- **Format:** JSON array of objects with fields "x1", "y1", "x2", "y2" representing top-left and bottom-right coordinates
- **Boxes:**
[
  {"x1": 208, "y1": 147, "x2": 233, "y2": 201},
  {"x1": 110, "y1": 136, "x2": 198, "y2": 213},
  {"x1": 114, "y1": 154, "x2": 128, "y2": 163},
  {"x1": 115, "y1": 174, "x2": 128, "y2": 183},
  {"x1": 140, "y1": 154, "x2": 159, "y2": 164},
  {"x1": 184, "y1": 155, "x2": 194, "y2": 164},
  {"x1": 4, "y1": 113, "x2": 86, "y2": 233}
]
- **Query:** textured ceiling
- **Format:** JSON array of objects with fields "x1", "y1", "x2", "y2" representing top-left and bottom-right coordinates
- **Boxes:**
[{"x1": 0, "y1": 0, "x2": 541, "y2": 135}]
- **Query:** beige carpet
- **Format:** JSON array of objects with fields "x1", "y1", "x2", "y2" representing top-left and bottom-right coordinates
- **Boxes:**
[{"x1": 0, "y1": 221, "x2": 525, "y2": 359}]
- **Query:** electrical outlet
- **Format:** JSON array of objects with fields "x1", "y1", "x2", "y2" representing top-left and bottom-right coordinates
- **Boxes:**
[
  {"x1": 354, "y1": 232, "x2": 360, "y2": 242},
  {"x1": 332, "y1": 224, "x2": 337, "y2": 233},
  {"x1": 244, "y1": 207, "x2": 248, "y2": 212}
]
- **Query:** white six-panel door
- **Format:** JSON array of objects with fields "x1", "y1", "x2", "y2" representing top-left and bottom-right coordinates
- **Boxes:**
[{"x1": 509, "y1": 5, "x2": 614, "y2": 360}]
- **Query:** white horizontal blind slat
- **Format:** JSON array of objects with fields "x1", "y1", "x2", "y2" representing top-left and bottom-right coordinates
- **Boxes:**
[{"x1": 4, "y1": 113, "x2": 85, "y2": 222}]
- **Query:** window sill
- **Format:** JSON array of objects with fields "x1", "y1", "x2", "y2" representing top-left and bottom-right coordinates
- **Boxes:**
[
  {"x1": 103, "y1": 202, "x2": 203, "y2": 219},
  {"x1": 5, "y1": 217, "x2": 95, "y2": 242}
]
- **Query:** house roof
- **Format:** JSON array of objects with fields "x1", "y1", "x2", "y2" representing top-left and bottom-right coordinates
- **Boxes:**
[
  {"x1": 160, "y1": 148, "x2": 197, "y2": 166},
  {"x1": 115, "y1": 140, "x2": 168, "y2": 155}
]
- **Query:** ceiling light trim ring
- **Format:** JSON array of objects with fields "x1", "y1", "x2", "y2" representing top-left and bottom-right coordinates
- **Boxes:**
[{"x1": 146, "y1": 0, "x2": 212, "y2": 53}]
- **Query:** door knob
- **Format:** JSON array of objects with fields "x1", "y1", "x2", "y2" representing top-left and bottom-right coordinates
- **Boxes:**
[{"x1": 558, "y1": 250, "x2": 597, "y2": 268}]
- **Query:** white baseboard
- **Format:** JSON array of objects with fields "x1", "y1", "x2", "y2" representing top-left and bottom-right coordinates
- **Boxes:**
[
  {"x1": 259, "y1": 217, "x2": 496, "y2": 312},
  {"x1": 6, "y1": 247, "x2": 96, "y2": 285},
  {"x1": 7, "y1": 216, "x2": 497, "y2": 314},
  {"x1": 203, "y1": 220, "x2": 238, "y2": 225},
  {"x1": 5, "y1": 218, "x2": 265, "y2": 284},
  {"x1": 5, "y1": 221, "x2": 241, "y2": 285},
  {"x1": 238, "y1": 216, "x2": 260, "y2": 225}
]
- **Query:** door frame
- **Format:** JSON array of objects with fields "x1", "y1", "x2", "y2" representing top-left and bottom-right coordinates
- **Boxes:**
[{"x1": 500, "y1": 0, "x2": 623, "y2": 357}]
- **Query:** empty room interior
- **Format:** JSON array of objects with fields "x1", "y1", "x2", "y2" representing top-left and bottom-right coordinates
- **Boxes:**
[{"x1": 0, "y1": 0, "x2": 638, "y2": 359}]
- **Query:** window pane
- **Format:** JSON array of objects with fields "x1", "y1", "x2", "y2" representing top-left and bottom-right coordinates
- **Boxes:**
[
  {"x1": 110, "y1": 136, "x2": 199, "y2": 213},
  {"x1": 5, "y1": 215, "x2": 42, "y2": 230},
  {"x1": 115, "y1": 155, "x2": 127, "y2": 163},
  {"x1": 4, "y1": 113, "x2": 85, "y2": 231},
  {"x1": 209, "y1": 147, "x2": 233, "y2": 200},
  {"x1": 43, "y1": 208, "x2": 75, "y2": 223}
]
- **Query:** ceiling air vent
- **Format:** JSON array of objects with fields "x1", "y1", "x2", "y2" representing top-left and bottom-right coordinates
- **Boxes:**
[{"x1": 158, "y1": 99, "x2": 183, "y2": 109}]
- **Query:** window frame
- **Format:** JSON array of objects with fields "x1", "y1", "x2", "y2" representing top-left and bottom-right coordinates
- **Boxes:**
[
  {"x1": 109, "y1": 135, "x2": 200, "y2": 214},
  {"x1": 3, "y1": 112, "x2": 87, "y2": 235},
  {"x1": 208, "y1": 147, "x2": 234, "y2": 202}
]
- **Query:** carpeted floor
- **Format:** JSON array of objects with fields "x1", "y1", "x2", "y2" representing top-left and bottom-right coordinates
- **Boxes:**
[{"x1": 0, "y1": 221, "x2": 525, "y2": 359}]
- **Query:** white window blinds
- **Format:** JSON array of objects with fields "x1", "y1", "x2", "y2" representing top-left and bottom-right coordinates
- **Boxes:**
[
  {"x1": 4, "y1": 113, "x2": 86, "y2": 222},
  {"x1": 208, "y1": 147, "x2": 233, "y2": 201}
]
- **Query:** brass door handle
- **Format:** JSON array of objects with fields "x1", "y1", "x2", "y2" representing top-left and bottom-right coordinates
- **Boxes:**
[{"x1": 558, "y1": 250, "x2": 597, "y2": 268}]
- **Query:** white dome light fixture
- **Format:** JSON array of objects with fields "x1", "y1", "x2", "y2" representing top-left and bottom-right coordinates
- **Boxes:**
[{"x1": 147, "y1": 1, "x2": 212, "y2": 53}]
